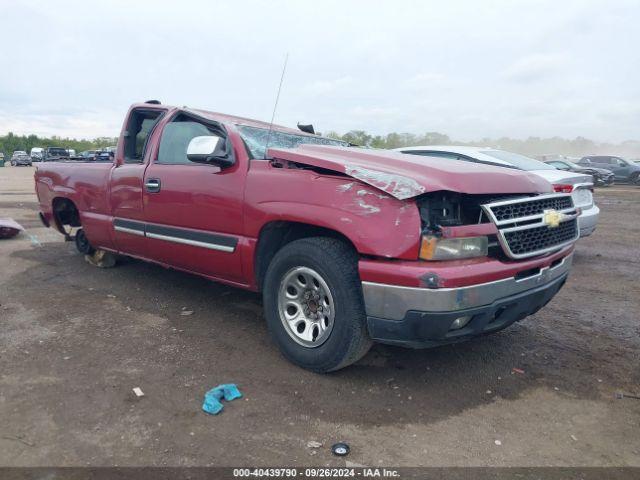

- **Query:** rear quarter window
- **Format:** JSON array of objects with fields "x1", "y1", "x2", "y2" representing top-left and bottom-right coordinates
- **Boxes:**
[{"x1": 124, "y1": 109, "x2": 164, "y2": 163}]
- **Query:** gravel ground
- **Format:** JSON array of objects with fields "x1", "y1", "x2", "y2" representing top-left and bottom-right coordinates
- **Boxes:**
[{"x1": 0, "y1": 166, "x2": 639, "y2": 467}]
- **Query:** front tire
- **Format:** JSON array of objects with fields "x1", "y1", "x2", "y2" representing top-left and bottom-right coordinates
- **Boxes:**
[{"x1": 263, "y1": 237, "x2": 372, "y2": 373}]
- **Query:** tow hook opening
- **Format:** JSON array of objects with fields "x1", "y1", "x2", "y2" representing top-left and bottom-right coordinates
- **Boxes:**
[
  {"x1": 488, "y1": 306, "x2": 508, "y2": 325},
  {"x1": 515, "y1": 267, "x2": 541, "y2": 281}
]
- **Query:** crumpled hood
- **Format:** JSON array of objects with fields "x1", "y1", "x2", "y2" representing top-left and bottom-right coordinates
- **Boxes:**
[{"x1": 268, "y1": 145, "x2": 552, "y2": 200}]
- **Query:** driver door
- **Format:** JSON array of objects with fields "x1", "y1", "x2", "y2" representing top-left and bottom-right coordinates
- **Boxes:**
[
  {"x1": 142, "y1": 114, "x2": 247, "y2": 283},
  {"x1": 611, "y1": 157, "x2": 631, "y2": 181}
]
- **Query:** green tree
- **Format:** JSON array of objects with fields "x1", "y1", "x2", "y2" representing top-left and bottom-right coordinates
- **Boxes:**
[
  {"x1": 318, "y1": 129, "x2": 640, "y2": 158},
  {"x1": 341, "y1": 130, "x2": 373, "y2": 147}
]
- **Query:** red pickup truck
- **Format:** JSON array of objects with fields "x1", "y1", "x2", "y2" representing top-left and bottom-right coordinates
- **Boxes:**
[{"x1": 35, "y1": 101, "x2": 579, "y2": 372}]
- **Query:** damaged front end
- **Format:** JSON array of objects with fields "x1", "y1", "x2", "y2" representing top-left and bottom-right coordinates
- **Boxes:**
[
  {"x1": 416, "y1": 191, "x2": 511, "y2": 262},
  {"x1": 416, "y1": 190, "x2": 580, "y2": 262}
]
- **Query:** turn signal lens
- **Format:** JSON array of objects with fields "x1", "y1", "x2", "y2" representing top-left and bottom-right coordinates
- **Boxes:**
[
  {"x1": 553, "y1": 184, "x2": 574, "y2": 193},
  {"x1": 419, "y1": 236, "x2": 488, "y2": 261}
]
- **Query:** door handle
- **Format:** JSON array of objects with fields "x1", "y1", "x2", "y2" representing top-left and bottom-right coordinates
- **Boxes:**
[{"x1": 145, "y1": 178, "x2": 161, "y2": 193}]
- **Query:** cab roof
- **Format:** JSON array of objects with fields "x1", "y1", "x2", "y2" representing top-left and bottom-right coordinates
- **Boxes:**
[{"x1": 131, "y1": 102, "x2": 316, "y2": 137}]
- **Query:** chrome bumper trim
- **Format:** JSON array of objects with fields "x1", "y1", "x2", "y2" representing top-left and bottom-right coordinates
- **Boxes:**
[
  {"x1": 578, "y1": 204, "x2": 599, "y2": 237},
  {"x1": 361, "y1": 253, "x2": 573, "y2": 321}
]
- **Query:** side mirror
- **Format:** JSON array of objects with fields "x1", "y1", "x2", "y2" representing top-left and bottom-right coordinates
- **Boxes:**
[{"x1": 187, "y1": 135, "x2": 234, "y2": 168}]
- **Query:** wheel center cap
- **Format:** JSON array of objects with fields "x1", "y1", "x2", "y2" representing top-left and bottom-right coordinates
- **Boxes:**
[{"x1": 307, "y1": 299, "x2": 318, "y2": 313}]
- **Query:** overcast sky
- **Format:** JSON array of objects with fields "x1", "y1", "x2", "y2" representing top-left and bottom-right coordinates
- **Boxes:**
[{"x1": 1, "y1": 0, "x2": 638, "y2": 142}]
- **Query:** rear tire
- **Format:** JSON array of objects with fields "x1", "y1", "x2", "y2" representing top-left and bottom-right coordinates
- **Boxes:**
[{"x1": 262, "y1": 237, "x2": 372, "y2": 373}]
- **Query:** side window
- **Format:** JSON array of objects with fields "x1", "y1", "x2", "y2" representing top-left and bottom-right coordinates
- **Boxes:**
[
  {"x1": 124, "y1": 109, "x2": 163, "y2": 163},
  {"x1": 156, "y1": 116, "x2": 224, "y2": 165}
]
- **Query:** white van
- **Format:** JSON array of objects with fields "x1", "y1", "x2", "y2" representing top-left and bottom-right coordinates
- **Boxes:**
[{"x1": 30, "y1": 147, "x2": 44, "y2": 162}]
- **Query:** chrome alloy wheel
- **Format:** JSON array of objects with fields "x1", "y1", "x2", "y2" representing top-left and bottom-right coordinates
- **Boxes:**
[{"x1": 277, "y1": 266, "x2": 335, "y2": 348}]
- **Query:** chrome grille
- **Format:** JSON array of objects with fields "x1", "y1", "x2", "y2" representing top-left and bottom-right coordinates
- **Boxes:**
[
  {"x1": 490, "y1": 196, "x2": 573, "y2": 222},
  {"x1": 503, "y1": 218, "x2": 578, "y2": 256},
  {"x1": 482, "y1": 193, "x2": 579, "y2": 259}
]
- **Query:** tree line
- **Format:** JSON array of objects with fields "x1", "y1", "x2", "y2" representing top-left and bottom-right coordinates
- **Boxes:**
[
  {"x1": 323, "y1": 130, "x2": 640, "y2": 159},
  {"x1": 0, "y1": 132, "x2": 118, "y2": 158},
  {"x1": 2, "y1": 129, "x2": 639, "y2": 160}
]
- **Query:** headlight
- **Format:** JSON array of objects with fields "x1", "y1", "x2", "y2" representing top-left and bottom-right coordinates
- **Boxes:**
[
  {"x1": 419, "y1": 235, "x2": 488, "y2": 261},
  {"x1": 572, "y1": 188, "x2": 593, "y2": 207}
]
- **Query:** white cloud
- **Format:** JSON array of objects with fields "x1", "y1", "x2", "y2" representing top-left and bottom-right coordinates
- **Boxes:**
[
  {"x1": 302, "y1": 77, "x2": 353, "y2": 96},
  {"x1": 403, "y1": 72, "x2": 445, "y2": 90},
  {"x1": 348, "y1": 106, "x2": 399, "y2": 118},
  {"x1": 503, "y1": 53, "x2": 568, "y2": 82},
  {"x1": 0, "y1": 110, "x2": 122, "y2": 139},
  {"x1": 1, "y1": 0, "x2": 639, "y2": 142}
]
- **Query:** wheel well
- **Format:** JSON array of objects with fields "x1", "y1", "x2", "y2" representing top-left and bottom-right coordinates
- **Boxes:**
[
  {"x1": 254, "y1": 221, "x2": 357, "y2": 291},
  {"x1": 52, "y1": 197, "x2": 81, "y2": 230}
]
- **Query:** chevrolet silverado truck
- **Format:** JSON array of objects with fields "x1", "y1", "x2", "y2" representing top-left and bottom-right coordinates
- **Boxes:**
[{"x1": 35, "y1": 101, "x2": 579, "y2": 372}]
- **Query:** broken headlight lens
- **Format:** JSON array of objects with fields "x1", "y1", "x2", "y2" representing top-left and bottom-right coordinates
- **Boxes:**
[{"x1": 420, "y1": 236, "x2": 488, "y2": 261}]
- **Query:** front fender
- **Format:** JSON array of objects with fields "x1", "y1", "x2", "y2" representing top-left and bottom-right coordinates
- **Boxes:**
[{"x1": 244, "y1": 163, "x2": 421, "y2": 259}]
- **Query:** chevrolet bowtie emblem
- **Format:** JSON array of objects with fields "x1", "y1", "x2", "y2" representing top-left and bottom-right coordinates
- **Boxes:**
[{"x1": 543, "y1": 209, "x2": 564, "y2": 228}]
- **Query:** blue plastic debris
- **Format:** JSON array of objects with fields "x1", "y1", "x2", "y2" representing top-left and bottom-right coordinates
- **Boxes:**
[{"x1": 202, "y1": 384, "x2": 243, "y2": 415}]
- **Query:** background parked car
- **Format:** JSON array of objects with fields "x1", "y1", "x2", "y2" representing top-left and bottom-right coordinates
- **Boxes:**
[
  {"x1": 543, "y1": 159, "x2": 614, "y2": 187},
  {"x1": 94, "y1": 151, "x2": 113, "y2": 162},
  {"x1": 30, "y1": 147, "x2": 44, "y2": 162},
  {"x1": 10, "y1": 151, "x2": 32, "y2": 166},
  {"x1": 535, "y1": 154, "x2": 582, "y2": 163},
  {"x1": 578, "y1": 156, "x2": 640, "y2": 185},
  {"x1": 396, "y1": 146, "x2": 600, "y2": 237},
  {"x1": 42, "y1": 147, "x2": 70, "y2": 162},
  {"x1": 78, "y1": 150, "x2": 100, "y2": 160}
]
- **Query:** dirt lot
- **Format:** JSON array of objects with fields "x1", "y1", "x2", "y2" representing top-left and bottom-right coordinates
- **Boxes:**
[{"x1": 1, "y1": 165, "x2": 639, "y2": 467}]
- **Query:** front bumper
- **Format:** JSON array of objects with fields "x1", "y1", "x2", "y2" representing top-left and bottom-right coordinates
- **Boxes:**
[
  {"x1": 362, "y1": 253, "x2": 572, "y2": 348},
  {"x1": 595, "y1": 175, "x2": 614, "y2": 186},
  {"x1": 578, "y1": 204, "x2": 599, "y2": 237}
]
